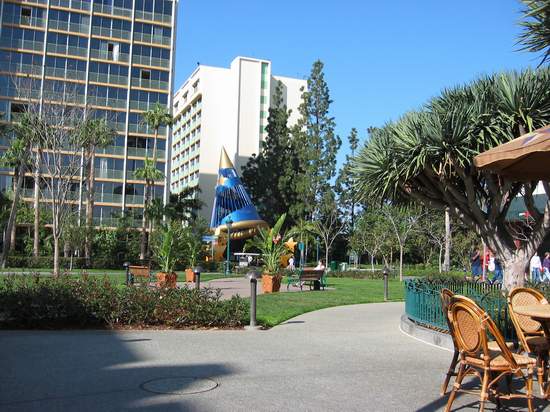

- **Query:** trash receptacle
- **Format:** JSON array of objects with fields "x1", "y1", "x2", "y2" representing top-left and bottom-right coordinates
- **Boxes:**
[
  {"x1": 330, "y1": 261, "x2": 338, "y2": 271},
  {"x1": 340, "y1": 263, "x2": 348, "y2": 271}
]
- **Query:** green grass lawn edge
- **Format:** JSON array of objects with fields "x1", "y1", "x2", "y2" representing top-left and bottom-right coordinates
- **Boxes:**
[{"x1": 255, "y1": 278, "x2": 404, "y2": 328}]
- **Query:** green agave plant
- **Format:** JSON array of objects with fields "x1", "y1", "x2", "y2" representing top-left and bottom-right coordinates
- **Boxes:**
[
  {"x1": 245, "y1": 214, "x2": 289, "y2": 274},
  {"x1": 154, "y1": 224, "x2": 178, "y2": 273}
]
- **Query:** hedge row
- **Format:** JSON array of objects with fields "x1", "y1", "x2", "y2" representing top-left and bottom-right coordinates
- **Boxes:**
[{"x1": 0, "y1": 275, "x2": 248, "y2": 329}]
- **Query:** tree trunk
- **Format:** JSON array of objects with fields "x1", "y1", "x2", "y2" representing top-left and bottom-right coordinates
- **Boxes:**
[
  {"x1": 146, "y1": 218, "x2": 153, "y2": 258},
  {"x1": 53, "y1": 234, "x2": 60, "y2": 277},
  {"x1": 443, "y1": 208, "x2": 451, "y2": 272},
  {"x1": 140, "y1": 179, "x2": 149, "y2": 261},
  {"x1": 64, "y1": 241, "x2": 70, "y2": 258},
  {"x1": 325, "y1": 244, "x2": 329, "y2": 273},
  {"x1": 399, "y1": 245, "x2": 403, "y2": 281},
  {"x1": 439, "y1": 246, "x2": 443, "y2": 274},
  {"x1": 10, "y1": 223, "x2": 16, "y2": 251},
  {"x1": 84, "y1": 151, "x2": 95, "y2": 265},
  {"x1": 500, "y1": 248, "x2": 531, "y2": 290},
  {"x1": 33, "y1": 156, "x2": 40, "y2": 257},
  {"x1": 370, "y1": 254, "x2": 375, "y2": 272},
  {"x1": 1, "y1": 168, "x2": 24, "y2": 267}
]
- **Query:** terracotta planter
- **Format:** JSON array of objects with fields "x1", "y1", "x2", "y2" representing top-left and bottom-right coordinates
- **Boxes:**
[
  {"x1": 156, "y1": 272, "x2": 177, "y2": 288},
  {"x1": 185, "y1": 268, "x2": 195, "y2": 283},
  {"x1": 262, "y1": 273, "x2": 282, "y2": 294}
]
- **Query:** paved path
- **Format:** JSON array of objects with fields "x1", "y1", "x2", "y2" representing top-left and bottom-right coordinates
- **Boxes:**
[
  {"x1": 0, "y1": 303, "x2": 546, "y2": 411},
  {"x1": 178, "y1": 277, "x2": 310, "y2": 299}
]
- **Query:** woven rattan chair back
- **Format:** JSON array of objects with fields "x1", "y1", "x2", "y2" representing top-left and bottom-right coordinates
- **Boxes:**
[
  {"x1": 508, "y1": 287, "x2": 547, "y2": 352},
  {"x1": 449, "y1": 295, "x2": 518, "y2": 369}
]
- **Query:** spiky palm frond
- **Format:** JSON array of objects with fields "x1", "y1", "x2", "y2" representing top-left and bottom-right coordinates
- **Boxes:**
[
  {"x1": 518, "y1": 0, "x2": 550, "y2": 66},
  {"x1": 352, "y1": 68, "x2": 550, "y2": 202}
]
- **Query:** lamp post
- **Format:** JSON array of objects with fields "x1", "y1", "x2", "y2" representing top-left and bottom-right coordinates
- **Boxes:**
[
  {"x1": 193, "y1": 266, "x2": 203, "y2": 290},
  {"x1": 225, "y1": 218, "x2": 233, "y2": 276},
  {"x1": 123, "y1": 262, "x2": 131, "y2": 286},
  {"x1": 245, "y1": 269, "x2": 261, "y2": 330}
]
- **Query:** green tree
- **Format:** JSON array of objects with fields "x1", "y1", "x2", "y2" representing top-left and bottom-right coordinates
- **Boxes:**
[
  {"x1": 0, "y1": 113, "x2": 35, "y2": 267},
  {"x1": 135, "y1": 102, "x2": 172, "y2": 261},
  {"x1": 291, "y1": 60, "x2": 341, "y2": 221},
  {"x1": 336, "y1": 128, "x2": 360, "y2": 230},
  {"x1": 164, "y1": 187, "x2": 203, "y2": 224},
  {"x1": 353, "y1": 68, "x2": 550, "y2": 288},
  {"x1": 80, "y1": 117, "x2": 116, "y2": 264},
  {"x1": 518, "y1": 0, "x2": 550, "y2": 65},
  {"x1": 350, "y1": 206, "x2": 392, "y2": 271},
  {"x1": 242, "y1": 81, "x2": 299, "y2": 225}
]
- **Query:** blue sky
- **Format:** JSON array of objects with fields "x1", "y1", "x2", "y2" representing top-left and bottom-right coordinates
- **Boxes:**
[{"x1": 174, "y1": 0, "x2": 537, "y2": 167}]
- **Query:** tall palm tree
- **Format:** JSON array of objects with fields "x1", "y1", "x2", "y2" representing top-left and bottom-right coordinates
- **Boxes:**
[
  {"x1": 80, "y1": 117, "x2": 116, "y2": 264},
  {"x1": 136, "y1": 103, "x2": 173, "y2": 261},
  {"x1": 518, "y1": 0, "x2": 550, "y2": 66},
  {"x1": 0, "y1": 113, "x2": 35, "y2": 267}
]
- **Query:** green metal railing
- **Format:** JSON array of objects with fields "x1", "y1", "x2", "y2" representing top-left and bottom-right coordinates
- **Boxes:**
[{"x1": 404, "y1": 278, "x2": 516, "y2": 340}]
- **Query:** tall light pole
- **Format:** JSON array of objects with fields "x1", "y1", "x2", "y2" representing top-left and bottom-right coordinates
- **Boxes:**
[{"x1": 225, "y1": 218, "x2": 233, "y2": 275}]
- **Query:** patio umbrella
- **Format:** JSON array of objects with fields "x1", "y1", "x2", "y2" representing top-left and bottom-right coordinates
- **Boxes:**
[{"x1": 474, "y1": 125, "x2": 550, "y2": 181}]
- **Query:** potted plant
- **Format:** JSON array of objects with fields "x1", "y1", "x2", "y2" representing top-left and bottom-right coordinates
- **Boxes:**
[
  {"x1": 245, "y1": 214, "x2": 289, "y2": 293},
  {"x1": 153, "y1": 224, "x2": 180, "y2": 288}
]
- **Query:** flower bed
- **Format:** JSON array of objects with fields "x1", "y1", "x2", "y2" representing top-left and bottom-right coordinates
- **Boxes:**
[{"x1": 0, "y1": 275, "x2": 248, "y2": 329}]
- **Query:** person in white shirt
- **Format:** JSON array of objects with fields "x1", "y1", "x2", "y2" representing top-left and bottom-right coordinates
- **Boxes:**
[
  {"x1": 315, "y1": 259, "x2": 325, "y2": 270},
  {"x1": 286, "y1": 256, "x2": 295, "y2": 270},
  {"x1": 530, "y1": 252, "x2": 543, "y2": 282}
]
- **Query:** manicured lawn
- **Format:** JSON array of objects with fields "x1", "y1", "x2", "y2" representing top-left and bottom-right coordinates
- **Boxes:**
[{"x1": 256, "y1": 277, "x2": 404, "y2": 327}]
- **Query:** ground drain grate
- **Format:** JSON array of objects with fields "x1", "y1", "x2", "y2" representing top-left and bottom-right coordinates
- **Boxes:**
[{"x1": 140, "y1": 376, "x2": 218, "y2": 395}]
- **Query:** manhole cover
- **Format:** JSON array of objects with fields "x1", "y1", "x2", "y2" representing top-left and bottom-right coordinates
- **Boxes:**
[{"x1": 140, "y1": 377, "x2": 218, "y2": 395}]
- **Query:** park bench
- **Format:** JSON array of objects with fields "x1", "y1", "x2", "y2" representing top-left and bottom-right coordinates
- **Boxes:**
[
  {"x1": 128, "y1": 265, "x2": 151, "y2": 285},
  {"x1": 286, "y1": 268, "x2": 326, "y2": 291}
]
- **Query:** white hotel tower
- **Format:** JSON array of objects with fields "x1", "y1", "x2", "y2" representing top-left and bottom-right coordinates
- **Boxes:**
[{"x1": 170, "y1": 56, "x2": 306, "y2": 220}]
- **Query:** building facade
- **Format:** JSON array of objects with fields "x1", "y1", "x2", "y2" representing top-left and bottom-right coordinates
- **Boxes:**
[
  {"x1": 0, "y1": 0, "x2": 178, "y2": 227},
  {"x1": 170, "y1": 56, "x2": 306, "y2": 221}
]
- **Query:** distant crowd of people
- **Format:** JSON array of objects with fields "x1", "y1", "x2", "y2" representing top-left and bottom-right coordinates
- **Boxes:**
[
  {"x1": 470, "y1": 247, "x2": 550, "y2": 284},
  {"x1": 470, "y1": 248, "x2": 503, "y2": 284},
  {"x1": 529, "y1": 251, "x2": 550, "y2": 282}
]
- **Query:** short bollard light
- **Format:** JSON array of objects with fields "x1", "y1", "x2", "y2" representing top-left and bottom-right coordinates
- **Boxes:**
[
  {"x1": 193, "y1": 266, "x2": 203, "y2": 290},
  {"x1": 123, "y1": 262, "x2": 131, "y2": 286},
  {"x1": 383, "y1": 266, "x2": 389, "y2": 301},
  {"x1": 246, "y1": 270, "x2": 262, "y2": 330}
]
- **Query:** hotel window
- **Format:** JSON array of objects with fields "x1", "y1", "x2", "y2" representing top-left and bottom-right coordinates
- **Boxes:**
[{"x1": 141, "y1": 69, "x2": 151, "y2": 80}]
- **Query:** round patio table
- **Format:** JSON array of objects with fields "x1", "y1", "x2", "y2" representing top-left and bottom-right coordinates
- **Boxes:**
[{"x1": 513, "y1": 304, "x2": 550, "y2": 397}]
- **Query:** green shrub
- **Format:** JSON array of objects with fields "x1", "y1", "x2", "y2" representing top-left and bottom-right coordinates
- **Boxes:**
[{"x1": 0, "y1": 275, "x2": 248, "y2": 329}]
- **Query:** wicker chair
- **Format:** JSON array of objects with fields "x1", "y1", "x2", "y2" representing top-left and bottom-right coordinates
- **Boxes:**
[
  {"x1": 439, "y1": 289, "x2": 514, "y2": 395},
  {"x1": 508, "y1": 287, "x2": 550, "y2": 394},
  {"x1": 445, "y1": 295, "x2": 535, "y2": 412}
]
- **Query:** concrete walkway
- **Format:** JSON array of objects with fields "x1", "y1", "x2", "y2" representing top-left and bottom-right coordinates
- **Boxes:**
[
  {"x1": 178, "y1": 276, "x2": 310, "y2": 299},
  {"x1": 0, "y1": 303, "x2": 546, "y2": 411}
]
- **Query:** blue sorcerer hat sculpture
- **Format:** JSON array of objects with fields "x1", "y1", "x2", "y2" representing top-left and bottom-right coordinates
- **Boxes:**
[{"x1": 210, "y1": 147, "x2": 268, "y2": 260}]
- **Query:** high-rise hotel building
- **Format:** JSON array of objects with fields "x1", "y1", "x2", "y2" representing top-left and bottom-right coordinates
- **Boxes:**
[
  {"x1": 170, "y1": 56, "x2": 306, "y2": 220},
  {"x1": 0, "y1": 0, "x2": 178, "y2": 226}
]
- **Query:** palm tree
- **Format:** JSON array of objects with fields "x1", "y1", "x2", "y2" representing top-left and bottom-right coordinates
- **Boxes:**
[
  {"x1": 352, "y1": 68, "x2": 550, "y2": 288},
  {"x1": 135, "y1": 103, "x2": 173, "y2": 261},
  {"x1": 518, "y1": 0, "x2": 550, "y2": 66},
  {"x1": 80, "y1": 117, "x2": 116, "y2": 264},
  {"x1": 0, "y1": 113, "x2": 35, "y2": 267},
  {"x1": 142, "y1": 102, "x2": 173, "y2": 161}
]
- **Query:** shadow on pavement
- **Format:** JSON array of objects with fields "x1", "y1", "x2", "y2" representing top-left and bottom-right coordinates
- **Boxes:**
[{"x1": 0, "y1": 330, "x2": 236, "y2": 412}]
